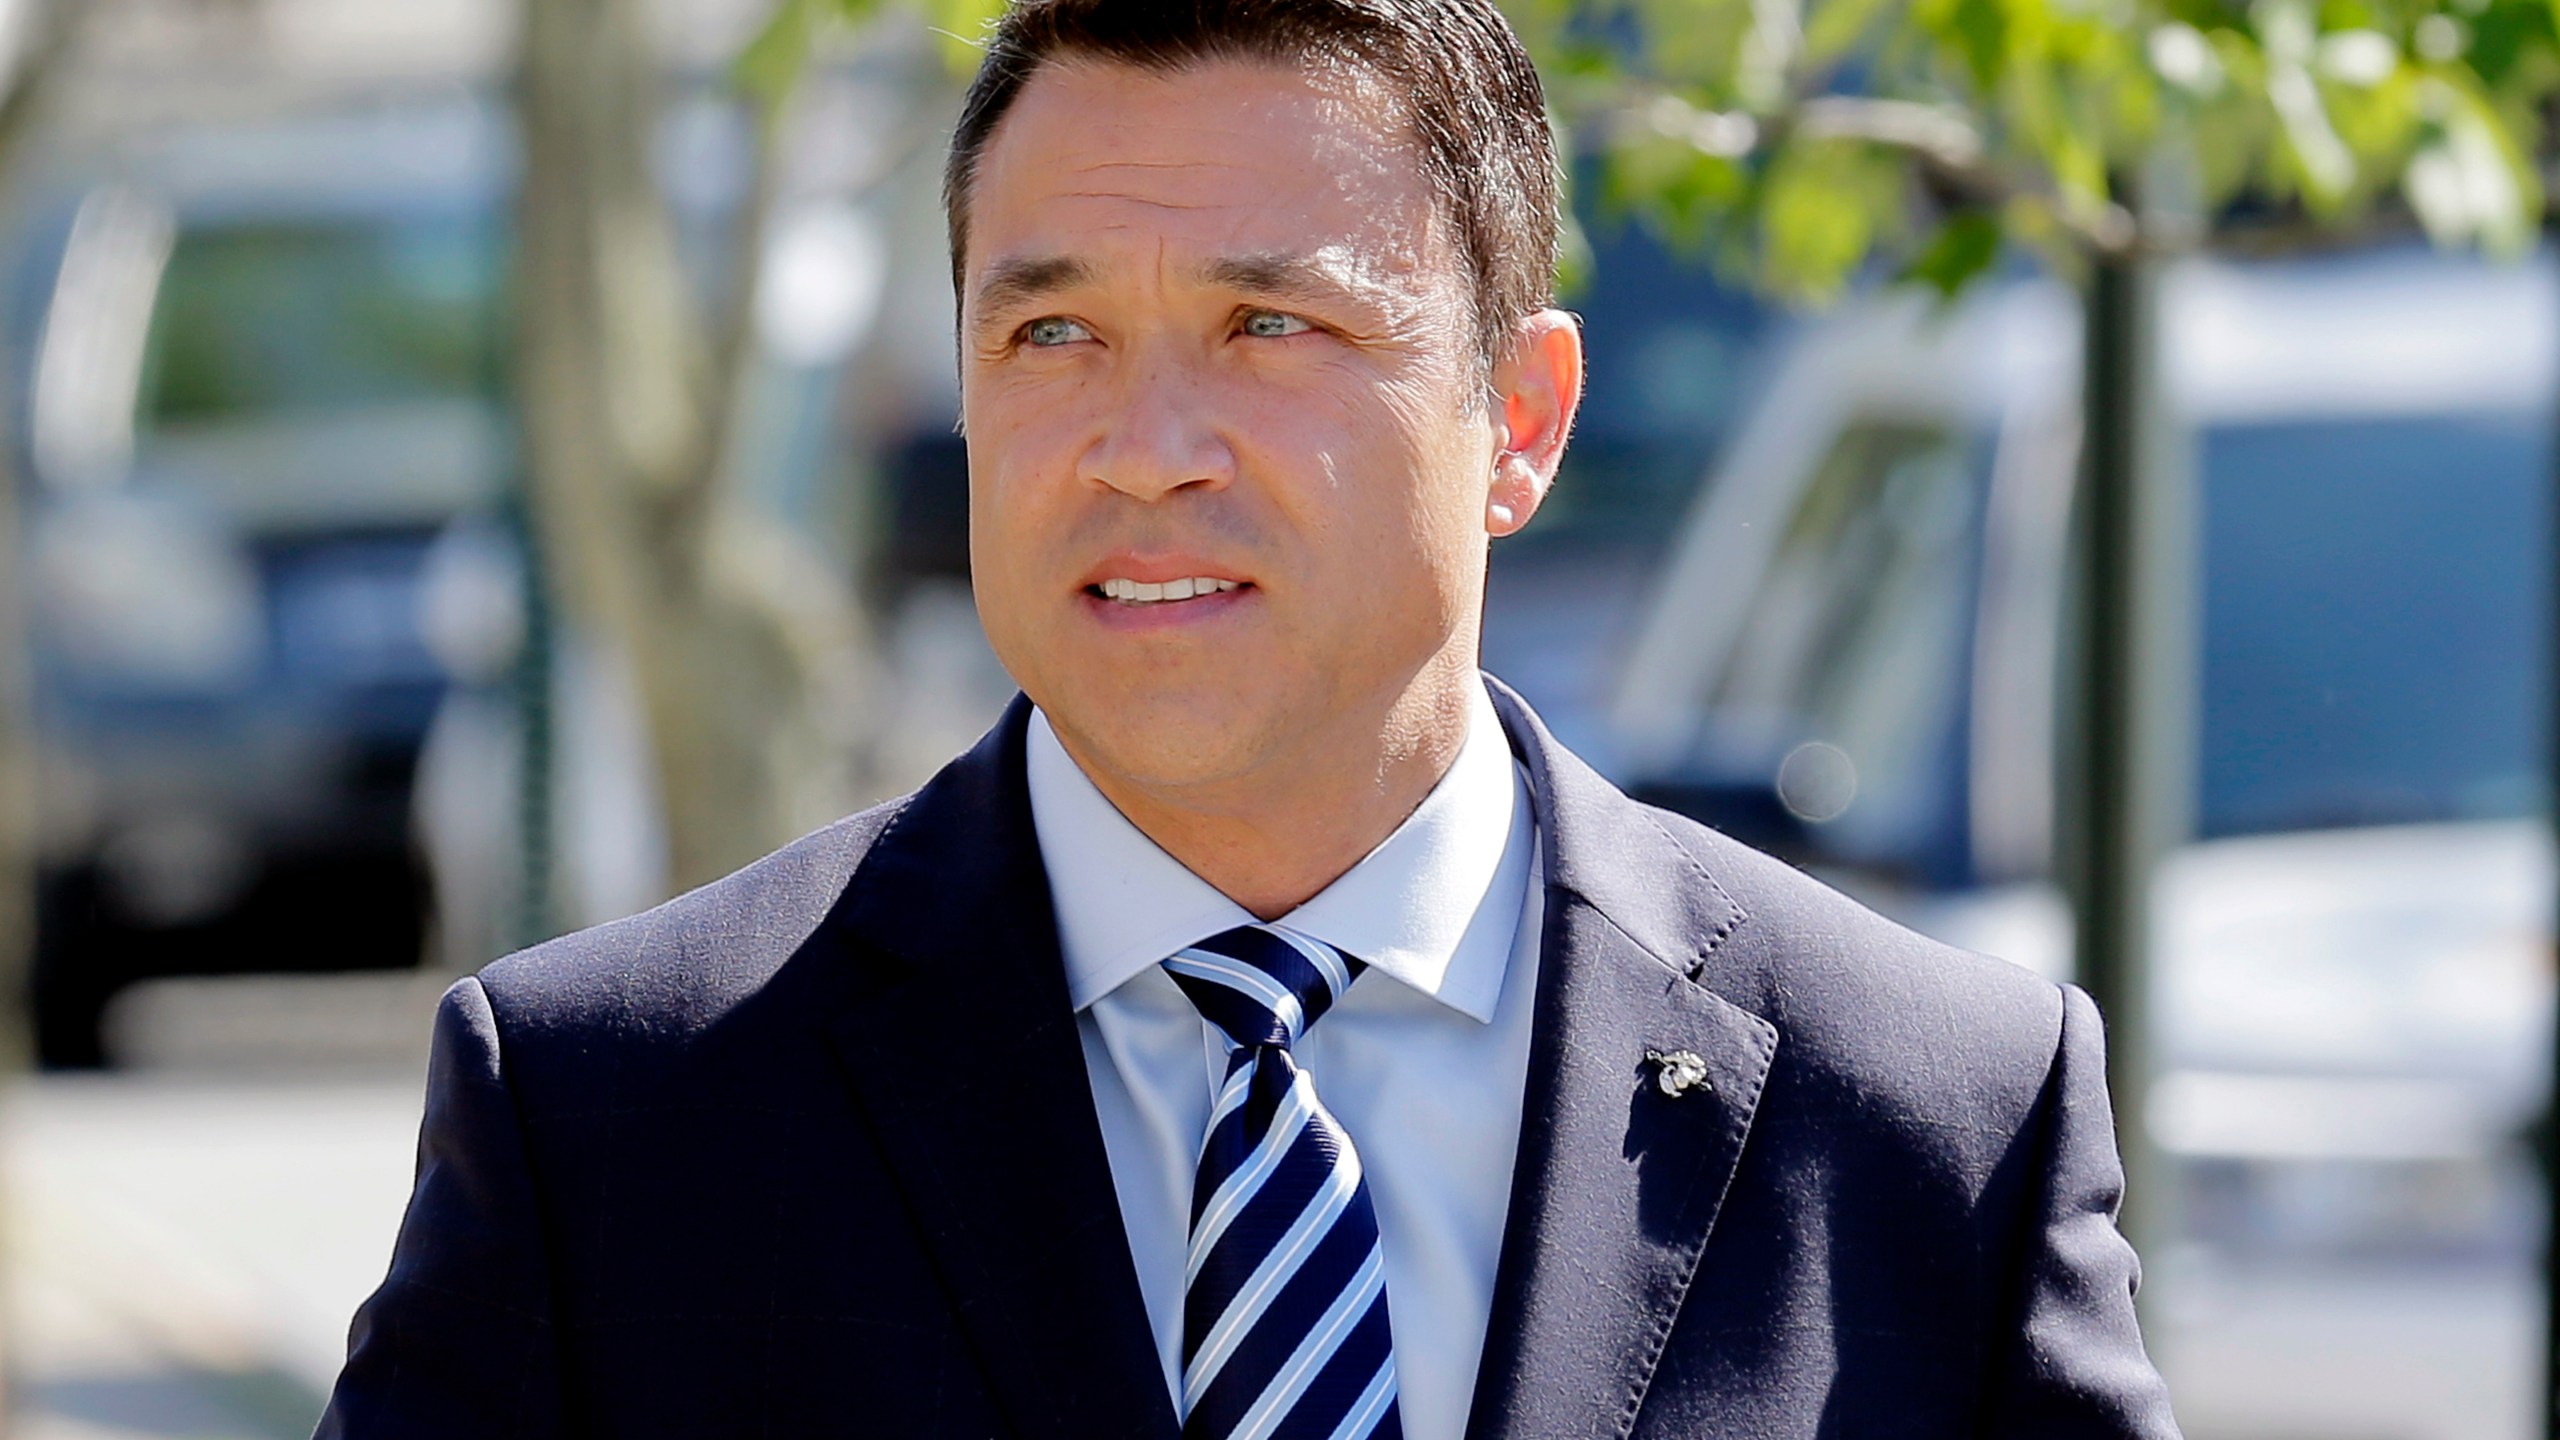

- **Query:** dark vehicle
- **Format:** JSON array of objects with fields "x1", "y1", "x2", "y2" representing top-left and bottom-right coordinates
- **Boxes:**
[{"x1": 17, "y1": 101, "x2": 510, "y2": 1064}]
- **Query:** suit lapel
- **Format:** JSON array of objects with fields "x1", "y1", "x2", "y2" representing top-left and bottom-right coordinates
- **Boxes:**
[
  {"x1": 1465, "y1": 682, "x2": 1782, "y2": 1440},
  {"x1": 811, "y1": 682, "x2": 1775, "y2": 1440},
  {"x1": 820, "y1": 699, "x2": 1180, "y2": 1440}
]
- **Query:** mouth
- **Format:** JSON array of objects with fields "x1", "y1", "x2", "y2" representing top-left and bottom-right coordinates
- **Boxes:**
[
  {"x1": 1086, "y1": 576, "x2": 1249, "y2": 606},
  {"x1": 1076, "y1": 568, "x2": 1258, "y2": 631}
]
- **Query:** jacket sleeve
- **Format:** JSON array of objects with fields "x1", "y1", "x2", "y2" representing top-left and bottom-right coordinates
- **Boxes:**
[
  {"x1": 1981, "y1": 982, "x2": 2183, "y2": 1439},
  {"x1": 316, "y1": 976, "x2": 566, "y2": 1439}
]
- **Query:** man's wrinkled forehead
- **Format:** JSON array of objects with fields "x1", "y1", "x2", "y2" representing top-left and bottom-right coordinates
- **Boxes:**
[
  {"x1": 955, "y1": 52, "x2": 1456, "y2": 294},
  {"x1": 966, "y1": 244, "x2": 1446, "y2": 347}
]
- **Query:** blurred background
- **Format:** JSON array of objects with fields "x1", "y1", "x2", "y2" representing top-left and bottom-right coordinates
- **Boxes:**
[{"x1": 0, "y1": 0, "x2": 2546, "y2": 1435}]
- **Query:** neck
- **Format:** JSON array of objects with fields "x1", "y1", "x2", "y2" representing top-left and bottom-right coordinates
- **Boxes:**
[{"x1": 1056, "y1": 662, "x2": 1480, "y2": 921}]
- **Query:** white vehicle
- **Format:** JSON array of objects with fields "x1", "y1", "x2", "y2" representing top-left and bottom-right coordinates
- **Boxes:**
[{"x1": 1607, "y1": 247, "x2": 2555, "y2": 1440}]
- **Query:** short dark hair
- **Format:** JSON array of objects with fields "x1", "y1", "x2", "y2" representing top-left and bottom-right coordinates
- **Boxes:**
[{"x1": 944, "y1": 0, "x2": 1560, "y2": 365}]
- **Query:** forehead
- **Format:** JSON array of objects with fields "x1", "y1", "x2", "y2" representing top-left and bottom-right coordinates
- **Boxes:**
[{"x1": 964, "y1": 56, "x2": 1455, "y2": 295}]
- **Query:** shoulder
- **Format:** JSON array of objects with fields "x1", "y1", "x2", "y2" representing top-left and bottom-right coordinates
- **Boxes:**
[
  {"x1": 472, "y1": 794, "x2": 912, "y2": 1047},
  {"x1": 1492, "y1": 674, "x2": 2073, "y2": 1137},
  {"x1": 1635, "y1": 800, "x2": 2073, "y2": 1137}
]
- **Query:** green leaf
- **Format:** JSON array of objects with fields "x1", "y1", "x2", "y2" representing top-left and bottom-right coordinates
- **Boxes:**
[
  {"x1": 734, "y1": 0, "x2": 825, "y2": 107},
  {"x1": 1947, "y1": 0, "x2": 2015, "y2": 87},
  {"x1": 1757, "y1": 139, "x2": 1893, "y2": 302},
  {"x1": 2404, "y1": 74, "x2": 2542, "y2": 252},
  {"x1": 1898, "y1": 209, "x2": 2004, "y2": 295},
  {"x1": 2463, "y1": 0, "x2": 2545, "y2": 83},
  {"x1": 1802, "y1": 0, "x2": 1903, "y2": 66},
  {"x1": 1600, "y1": 127, "x2": 1752, "y2": 248}
]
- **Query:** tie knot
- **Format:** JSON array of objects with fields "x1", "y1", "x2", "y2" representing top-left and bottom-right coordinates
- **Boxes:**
[{"x1": 1164, "y1": 923, "x2": 1364, "y2": 1051}]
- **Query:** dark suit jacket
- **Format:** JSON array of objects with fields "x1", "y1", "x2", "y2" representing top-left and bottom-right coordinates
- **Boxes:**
[{"x1": 319, "y1": 682, "x2": 2181, "y2": 1439}]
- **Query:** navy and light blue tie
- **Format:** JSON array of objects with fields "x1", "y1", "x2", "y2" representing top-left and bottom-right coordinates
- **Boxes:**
[{"x1": 1163, "y1": 924, "x2": 1402, "y2": 1440}]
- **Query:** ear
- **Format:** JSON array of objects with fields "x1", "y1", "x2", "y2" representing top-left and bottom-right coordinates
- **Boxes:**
[{"x1": 1486, "y1": 310, "x2": 1584, "y2": 538}]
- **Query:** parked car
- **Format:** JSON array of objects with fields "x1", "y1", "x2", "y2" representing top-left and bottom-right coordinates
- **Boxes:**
[
  {"x1": 1566, "y1": 245, "x2": 2553, "y2": 1439},
  {"x1": 13, "y1": 98, "x2": 513, "y2": 1065}
]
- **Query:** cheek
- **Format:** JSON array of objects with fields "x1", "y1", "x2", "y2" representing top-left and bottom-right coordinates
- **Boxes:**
[
  {"x1": 967, "y1": 389, "x2": 1087, "y2": 544},
  {"x1": 1363, "y1": 383, "x2": 1494, "y2": 540},
  {"x1": 1255, "y1": 392, "x2": 1488, "y2": 623},
  {"x1": 969, "y1": 384, "x2": 1076, "y2": 484},
  {"x1": 966, "y1": 452, "x2": 1063, "y2": 639}
]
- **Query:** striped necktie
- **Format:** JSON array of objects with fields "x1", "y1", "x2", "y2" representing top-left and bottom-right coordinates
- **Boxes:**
[{"x1": 1163, "y1": 923, "x2": 1403, "y2": 1440}]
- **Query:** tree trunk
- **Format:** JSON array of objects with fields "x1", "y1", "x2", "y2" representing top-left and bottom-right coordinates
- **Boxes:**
[
  {"x1": 2541, "y1": 217, "x2": 2560, "y2": 1440},
  {"x1": 514, "y1": 0, "x2": 864, "y2": 899},
  {"x1": 2064, "y1": 244, "x2": 2190, "y2": 1277}
]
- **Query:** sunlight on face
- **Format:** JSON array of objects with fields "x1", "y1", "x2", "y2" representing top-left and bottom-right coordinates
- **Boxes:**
[{"x1": 960, "y1": 57, "x2": 1509, "y2": 798}]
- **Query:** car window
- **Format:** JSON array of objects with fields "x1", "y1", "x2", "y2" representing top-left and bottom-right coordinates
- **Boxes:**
[
  {"x1": 137, "y1": 215, "x2": 502, "y2": 426},
  {"x1": 2199, "y1": 413, "x2": 2551, "y2": 837},
  {"x1": 1695, "y1": 419, "x2": 1988, "y2": 882}
]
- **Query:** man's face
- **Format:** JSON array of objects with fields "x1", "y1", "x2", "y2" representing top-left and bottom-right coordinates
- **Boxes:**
[{"x1": 960, "y1": 56, "x2": 1549, "y2": 797}]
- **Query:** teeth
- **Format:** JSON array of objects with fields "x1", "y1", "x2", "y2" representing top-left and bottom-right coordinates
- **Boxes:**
[{"x1": 1099, "y1": 577, "x2": 1240, "y2": 603}]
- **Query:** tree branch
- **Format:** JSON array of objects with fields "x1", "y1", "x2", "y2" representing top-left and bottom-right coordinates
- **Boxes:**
[{"x1": 1602, "y1": 87, "x2": 2146, "y2": 259}]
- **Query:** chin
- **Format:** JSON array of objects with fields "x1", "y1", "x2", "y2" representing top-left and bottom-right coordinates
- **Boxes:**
[{"x1": 1047, "y1": 680, "x2": 1284, "y2": 791}]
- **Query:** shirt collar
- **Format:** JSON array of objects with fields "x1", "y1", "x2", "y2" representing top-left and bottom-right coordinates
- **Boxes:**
[{"x1": 1027, "y1": 680, "x2": 1527, "y2": 1022}]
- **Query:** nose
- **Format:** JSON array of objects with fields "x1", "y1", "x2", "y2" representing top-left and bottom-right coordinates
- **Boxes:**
[{"x1": 1075, "y1": 350, "x2": 1236, "y2": 501}]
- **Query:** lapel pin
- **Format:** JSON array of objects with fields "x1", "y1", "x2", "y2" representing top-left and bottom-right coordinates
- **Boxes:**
[{"x1": 1646, "y1": 1048, "x2": 1711, "y2": 1097}]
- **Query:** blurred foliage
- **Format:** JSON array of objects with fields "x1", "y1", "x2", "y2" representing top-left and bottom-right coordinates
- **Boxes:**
[
  {"x1": 744, "y1": 0, "x2": 2560, "y2": 300},
  {"x1": 1515, "y1": 0, "x2": 2560, "y2": 300},
  {"x1": 738, "y1": 0, "x2": 1009, "y2": 103}
]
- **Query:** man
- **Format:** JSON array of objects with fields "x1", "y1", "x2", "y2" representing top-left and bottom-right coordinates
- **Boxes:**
[{"x1": 321, "y1": 0, "x2": 2181, "y2": 1435}]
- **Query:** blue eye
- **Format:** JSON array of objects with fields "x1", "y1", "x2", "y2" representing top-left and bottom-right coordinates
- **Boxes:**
[
  {"x1": 1024, "y1": 317, "x2": 1091, "y2": 347},
  {"x1": 1241, "y1": 310, "x2": 1312, "y2": 338}
]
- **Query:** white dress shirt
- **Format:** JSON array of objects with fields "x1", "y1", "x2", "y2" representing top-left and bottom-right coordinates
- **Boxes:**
[{"x1": 1026, "y1": 680, "x2": 1542, "y2": 1440}]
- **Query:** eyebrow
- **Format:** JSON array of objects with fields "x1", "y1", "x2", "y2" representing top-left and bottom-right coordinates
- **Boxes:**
[
  {"x1": 971, "y1": 254, "x2": 1094, "y2": 321},
  {"x1": 1201, "y1": 252, "x2": 1375, "y2": 311},
  {"x1": 966, "y1": 248, "x2": 1391, "y2": 339}
]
